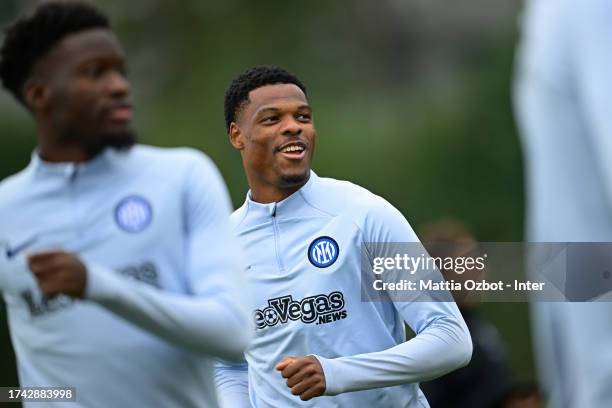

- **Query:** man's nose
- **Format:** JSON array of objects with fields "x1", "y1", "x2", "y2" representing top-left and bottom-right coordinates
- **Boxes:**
[
  {"x1": 280, "y1": 117, "x2": 302, "y2": 136},
  {"x1": 107, "y1": 71, "x2": 130, "y2": 98}
]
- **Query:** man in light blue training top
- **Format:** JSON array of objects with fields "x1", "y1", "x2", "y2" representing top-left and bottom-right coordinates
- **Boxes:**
[
  {"x1": 215, "y1": 65, "x2": 472, "y2": 407},
  {"x1": 0, "y1": 2, "x2": 251, "y2": 407},
  {"x1": 514, "y1": 0, "x2": 612, "y2": 406}
]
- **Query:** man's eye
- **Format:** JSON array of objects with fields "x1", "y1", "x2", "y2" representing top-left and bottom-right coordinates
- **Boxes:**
[
  {"x1": 297, "y1": 114, "x2": 311, "y2": 122},
  {"x1": 261, "y1": 116, "x2": 278, "y2": 124},
  {"x1": 81, "y1": 65, "x2": 105, "y2": 78}
]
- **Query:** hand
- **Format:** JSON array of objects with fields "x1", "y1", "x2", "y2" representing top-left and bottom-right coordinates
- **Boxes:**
[
  {"x1": 276, "y1": 355, "x2": 326, "y2": 401},
  {"x1": 28, "y1": 251, "x2": 87, "y2": 298}
]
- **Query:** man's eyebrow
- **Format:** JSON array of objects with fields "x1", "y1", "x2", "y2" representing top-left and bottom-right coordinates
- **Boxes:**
[
  {"x1": 255, "y1": 107, "x2": 281, "y2": 116},
  {"x1": 255, "y1": 104, "x2": 311, "y2": 116},
  {"x1": 74, "y1": 48, "x2": 125, "y2": 63}
]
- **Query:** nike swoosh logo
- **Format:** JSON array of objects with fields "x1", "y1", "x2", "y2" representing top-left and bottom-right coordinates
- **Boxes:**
[{"x1": 5, "y1": 235, "x2": 38, "y2": 259}]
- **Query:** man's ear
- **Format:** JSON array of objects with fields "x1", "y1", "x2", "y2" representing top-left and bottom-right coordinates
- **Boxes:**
[
  {"x1": 229, "y1": 122, "x2": 245, "y2": 150},
  {"x1": 23, "y1": 79, "x2": 50, "y2": 113}
]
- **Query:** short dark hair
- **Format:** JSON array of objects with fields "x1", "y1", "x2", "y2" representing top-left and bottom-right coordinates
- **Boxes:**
[
  {"x1": 224, "y1": 65, "x2": 307, "y2": 132},
  {"x1": 0, "y1": 1, "x2": 110, "y2": 105}
]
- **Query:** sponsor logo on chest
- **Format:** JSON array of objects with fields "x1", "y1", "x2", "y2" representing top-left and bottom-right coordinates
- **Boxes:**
[{"x1": 254, "y1": 291, "x2": 348, "y2": 330}]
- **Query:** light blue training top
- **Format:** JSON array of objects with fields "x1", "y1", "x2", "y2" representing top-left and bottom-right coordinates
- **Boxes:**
[
  {"x1": 215, "y1": 171, "x2": 472, "y2": 408},
  {"x1": 0, "y1": 145, "x2": 252, "y2": 408}
]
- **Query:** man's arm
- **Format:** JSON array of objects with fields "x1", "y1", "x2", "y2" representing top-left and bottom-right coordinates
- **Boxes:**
[
  {"x1": 573, "y1": 0, "x2": 612, "y2": 209},
  {"x1": 280, "y1": 197, "x2": 472, "y2": 398},
  {"x1": 29, "y1": 152, "x2": 253, "y2": 360},
  {"x1": 0, "y1": 253, "x2": 38, "y2": 296},
  {"x1": 312, "y1": 301, "x2": 472, "y2": 396},
  {"x1": 214, "y1": 360, "x2": 251, "y2": 408},
  {"x1": 561, "y1": 3, "x2": 612, "y2": 404}
]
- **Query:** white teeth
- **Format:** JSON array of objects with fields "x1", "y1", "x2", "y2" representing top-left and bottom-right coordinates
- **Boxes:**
[{"x1": 282, "y1": 145, "x2": 304, "y2": 153}]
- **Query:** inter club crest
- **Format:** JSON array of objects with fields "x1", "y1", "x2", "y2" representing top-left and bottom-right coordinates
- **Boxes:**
[
  {"x1": 308, "y1": 236, "x2": 339, "y2": 268},
  {"x1": 115, "y1": 195, "x2": 153, "y2": 233}
]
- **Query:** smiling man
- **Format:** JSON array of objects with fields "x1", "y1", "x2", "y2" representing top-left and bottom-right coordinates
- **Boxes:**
[
  {"x1": 215, "y1": 65, "x2": 472, "y2": 407},
  {"x1": 0, "y1": 2, "x2": 251, "y2": 407}
]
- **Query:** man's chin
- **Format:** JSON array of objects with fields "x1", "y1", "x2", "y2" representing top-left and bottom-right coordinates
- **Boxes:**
[
  {"x1": 103, "y1": 131, "x2": 137, "y2": 150},
  {"x1": 82, "y1": 131, "x2": 137, "y2": 157},
  {"x1": 280, "y1": 169, "x2": 310, "y2": 187}
]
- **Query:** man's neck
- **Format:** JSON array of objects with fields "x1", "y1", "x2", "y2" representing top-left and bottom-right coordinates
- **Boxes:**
[
  {"x1": 37, "y1": 128, "x2": 92, "y2": 163},
  {"x1": 250, "y1": 184, "x2": 303, "y2": 204},
  {"x1": 248, "y1": 173, "x2": 311, "y2": 204},
  {"x1": 38, "y1": 144, "x2": 93, "y2": 163}
]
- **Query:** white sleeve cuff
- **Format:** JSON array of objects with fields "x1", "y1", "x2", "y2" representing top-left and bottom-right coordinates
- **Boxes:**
[
  {"x1": 84, "y1": 261, "x2": 122, "y2": 301},
  {"x1": 0, "y1": 254, "x2": 39, "y2": 296},
  {"x1": 311, "y1": 354, "x2": 342, "y2": 396}
]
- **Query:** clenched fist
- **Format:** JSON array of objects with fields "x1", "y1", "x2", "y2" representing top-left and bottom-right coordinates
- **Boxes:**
[
  {"x1": 276, "y1": 355, "x2": 326, "y2": 401},
  {"x1": 28, "y1": 251, "x2": 87, "y2": 298}
]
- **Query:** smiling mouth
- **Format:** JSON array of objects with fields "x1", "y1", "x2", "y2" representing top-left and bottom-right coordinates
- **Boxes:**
[
  {"x1": 106, "y1": 106, "x2": 133, "y2": 123},
  {"x1": 278, "y1": 142, "x2": 307, "y2": 159}
]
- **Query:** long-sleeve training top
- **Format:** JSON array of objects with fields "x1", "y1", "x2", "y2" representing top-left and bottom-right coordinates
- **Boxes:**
[
  {"x1": 215, "y1": 171, "x2": 472, "y2": 407},
  {"x1": 0, "y1": 145, "x2": 252, "y2": 408}
]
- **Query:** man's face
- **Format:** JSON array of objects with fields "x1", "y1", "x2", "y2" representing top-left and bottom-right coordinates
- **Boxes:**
[
  {"x1": 33, "y1": 28, "x2": 134, "y2": 154},
  {"x1": 232, "y1": 83, "x2": 315, "y2": 190}
]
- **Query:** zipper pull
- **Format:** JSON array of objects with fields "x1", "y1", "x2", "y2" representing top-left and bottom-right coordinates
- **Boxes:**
[
  {"x1": 67, "y1": 164, "x2": 79, "y2": 182},
  {"x1": 269, "y1": 203, "x2": 277, "y2": 217}
]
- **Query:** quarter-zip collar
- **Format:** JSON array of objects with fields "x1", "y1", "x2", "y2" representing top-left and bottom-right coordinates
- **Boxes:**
[
  {"x1": 28, "y1": 147, "x2": 123, "y2": 180},
  {"x1": 240, "y1": 171, "x2": 319, "y2": 273},
  {"x1": 243, "y1": 170, "x2": 318, "y2": 222}
]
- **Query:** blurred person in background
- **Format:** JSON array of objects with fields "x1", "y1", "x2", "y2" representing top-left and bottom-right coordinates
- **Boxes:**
[
  {"x1": 214, "y1": 65, "x2": 472, "y2": 407},
  {"x1": 0, "y1": 2, "x2": 251, "y2": 407},
  {"x1": 419, "y1": 219, "x2": 541, "y2": 408},
  {"x1": 514, "y1": 0, "x2": 612, "y2": 406}
]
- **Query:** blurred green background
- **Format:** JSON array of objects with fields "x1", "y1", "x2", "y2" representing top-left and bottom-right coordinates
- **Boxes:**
[{"x1": 0, "y1": 0, "x2": 531, "y2": 392}]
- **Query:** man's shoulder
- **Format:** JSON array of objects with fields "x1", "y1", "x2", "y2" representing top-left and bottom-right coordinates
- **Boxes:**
[
  {"x1": 230, "y1": 203, "x2": 248, "y2": 228},
  {"x1": 0, "y1": 165, "x2": 33, "y2": 199},
  {"x1": 129, "y1": 144, "x2": 211, "y2": 167},
  {"x1": 124, "y1": 145, "x2": 220, "y2": 184},
  {"x1": 309, "y1": 174, "x2": 410, "y2": 234},
  {"x1": 308, "y1": 174, "x2": 387, "y2": 217},
  {"x1": 0, "y1": 165, "x2": 34, "y2": 222}
]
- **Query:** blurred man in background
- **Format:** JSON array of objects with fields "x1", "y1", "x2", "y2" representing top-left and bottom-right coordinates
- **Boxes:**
[
  {"x1": 0, "y1": 2, "x2": 251, "y2": 407},
  {"x1": 514, "y1": 0, "x2": 612, "y2": 406},
  {"x1": 419, "y1": 219, "x2": 541, "y2": 408},
  {"x1": 420, "y1": 219, "x2": 513, "y2": 408},
  {"x1": 215, "y1": 65, "x2": 472, "y2": 407}
]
